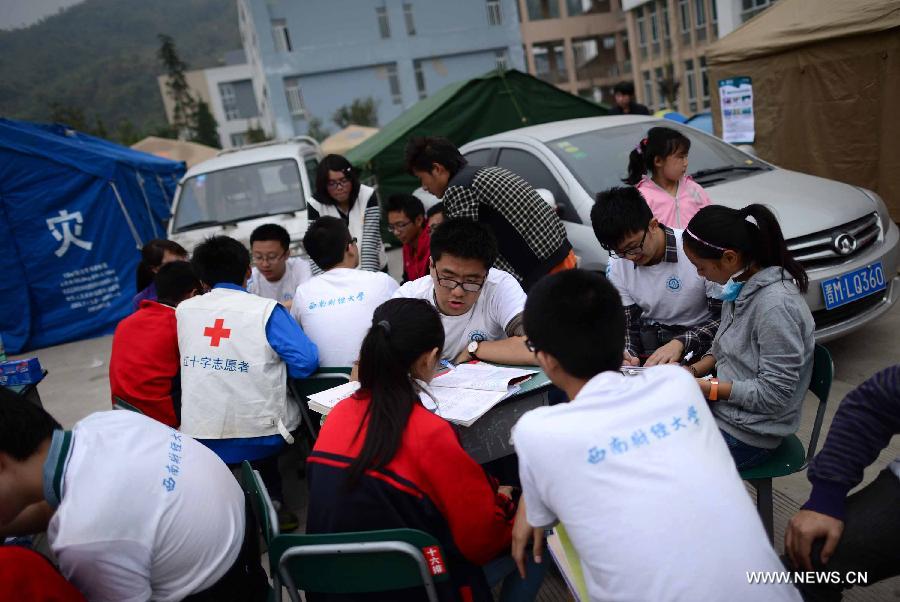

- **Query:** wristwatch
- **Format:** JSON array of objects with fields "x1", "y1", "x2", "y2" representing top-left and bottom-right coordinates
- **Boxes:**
[
  {"x1": 467, "y1": 340, "x2": 480, "y2": 359},
  {"x1": 708, "y1": 378, "x2": 720, "y2": 401}
]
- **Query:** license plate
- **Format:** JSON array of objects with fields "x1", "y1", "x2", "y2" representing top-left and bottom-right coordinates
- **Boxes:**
[{"x1": 821, "y1": 262, "x2": 887, "y2": 310}]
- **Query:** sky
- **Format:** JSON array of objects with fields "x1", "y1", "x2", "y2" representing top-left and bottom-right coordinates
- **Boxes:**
[{"x1": 0, "y1": 0, "x2": 84, "y2": 30}]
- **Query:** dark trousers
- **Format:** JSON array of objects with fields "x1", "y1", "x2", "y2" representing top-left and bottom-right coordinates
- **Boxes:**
[{"x1": 795, "y1": 469, "x2": 900, "y2": 601}]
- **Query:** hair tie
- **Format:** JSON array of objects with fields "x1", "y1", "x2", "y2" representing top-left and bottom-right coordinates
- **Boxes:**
[
  {"x1": 377, "y1": 320, "x2": 392, "y2": 335},
  {"x1": 685, "y1": 228, "x2": 728, "y2": 252},
  {"x1": 635, "y1": 137, "x2": 648, "y2": 155}
]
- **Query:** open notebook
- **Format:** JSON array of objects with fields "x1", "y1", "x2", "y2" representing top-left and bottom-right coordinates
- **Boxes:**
[{"x1": 306, "y1": 362, "x2": 537, "y2": 427}]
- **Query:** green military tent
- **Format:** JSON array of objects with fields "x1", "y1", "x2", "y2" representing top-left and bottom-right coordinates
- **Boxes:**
[{"x1": 345, "y1": 69, "x2": 608, "y2": 200}]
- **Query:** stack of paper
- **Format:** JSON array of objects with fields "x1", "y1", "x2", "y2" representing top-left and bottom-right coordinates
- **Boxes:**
[{"x1": 307, "y1": 381, "x2": 360, "y2": 415}]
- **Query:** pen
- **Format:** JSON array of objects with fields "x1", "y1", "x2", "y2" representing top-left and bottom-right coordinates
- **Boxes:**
[
  {"x1": 683, "y1": 351, "x2": 695, "y2": 364},
  {"x1": 439, "y1": 359, "x2": 456, "y2": 370}
]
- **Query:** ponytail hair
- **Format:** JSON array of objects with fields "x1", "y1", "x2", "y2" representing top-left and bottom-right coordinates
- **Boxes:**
[
  {"x1": 136, "y1": 239, "x2": 188, "y2": 291},
  {"x1": 624, "y1": 126, "x2": 691, "y2": 185},
  {"x1": 683, "y1": 204, "x2": 808, "y2": 292},
  {"x1": 345, "y1": 298, "x2": 445, "y2": 487}
]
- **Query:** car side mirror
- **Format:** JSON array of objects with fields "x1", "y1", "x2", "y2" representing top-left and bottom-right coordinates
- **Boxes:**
[{"x1": 535, "y1": 188, "x2": 562, "y2": 216}]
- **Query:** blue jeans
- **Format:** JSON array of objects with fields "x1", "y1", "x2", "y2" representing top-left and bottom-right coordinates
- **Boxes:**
[
  {"x1": 483, "y1": 550, "x2": 547, "y2": 601},
  {"x1": 720, "y1": 430, "x2": 774, "y2": 470}
]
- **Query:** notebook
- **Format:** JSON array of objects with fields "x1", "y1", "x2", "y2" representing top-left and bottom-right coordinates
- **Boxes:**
[{"x1": 547, "y1": 524, "x2": 589, "y2": 602}]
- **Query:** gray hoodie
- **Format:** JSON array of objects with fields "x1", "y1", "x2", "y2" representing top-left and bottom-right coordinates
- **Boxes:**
[{"x1": 709, "y1": 266, "x2": 815, "y2": 449}]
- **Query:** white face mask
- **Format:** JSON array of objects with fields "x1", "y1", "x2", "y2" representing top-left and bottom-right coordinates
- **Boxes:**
[{"x1": 714, "y1": 265, "x2": 750, "y2": 301}]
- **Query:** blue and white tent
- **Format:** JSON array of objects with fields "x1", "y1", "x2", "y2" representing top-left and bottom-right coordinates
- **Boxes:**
[{"x1": 0, "y1": 118, "x2": 185, "y2": 354}]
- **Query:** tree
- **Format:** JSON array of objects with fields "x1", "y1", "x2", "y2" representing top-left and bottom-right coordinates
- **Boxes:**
[
  {"x1": 157, "y1": 34, "x2": 196, "y2": 138},
  {"x1": 332, "y1": 97, "x2": 379, "y2": 129},
  {"x1": 306, "y1": 117, "x2": 331, "y2": 142},
  {"x1": 657, "y1": 62, "x2": 681, "y2": 109},
  {"x1": 191, "y1": 100, "x2": 221, "y2": 148},
  {"x1": 245, "y1": 121, "x2": 271, "y2": 144},
  {"x1": 48, "y1": 102, "x2": 108, "y2": 138}
]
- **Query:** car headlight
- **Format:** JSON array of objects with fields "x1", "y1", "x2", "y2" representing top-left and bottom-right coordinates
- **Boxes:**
[{"x1": 856, "y1": 187, "x2": 891, "y2": 236}]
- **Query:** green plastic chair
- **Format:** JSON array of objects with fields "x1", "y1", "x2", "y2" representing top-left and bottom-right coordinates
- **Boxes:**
[
  {"x1": 241, "y1": 461, "x2": 281, "y2": 598},
  {"x1": 288, "y1": 367, "x2": 352, "y2": 443},
  {"x1": 740, "y1": 344, "x2": 834, "y2": 542},
  {"x1": 270, "y1": 528, "x2": 451, "y2": 602},
  {"x1": 112, "y1": 395, "x2": 145, "y2": 414}
]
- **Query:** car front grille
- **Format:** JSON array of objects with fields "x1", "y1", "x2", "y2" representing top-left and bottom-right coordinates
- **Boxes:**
[
  {"x1": 812, "y1": 289, "x2": 887, "y2": 330},
  {"x1": 787, "y1": 213, "x2": 880, "y2": 270}
]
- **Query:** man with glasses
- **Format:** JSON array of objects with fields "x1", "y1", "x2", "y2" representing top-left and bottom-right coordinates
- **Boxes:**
[
  {"x1": 386, "y1": 193, "x2": 430, "y2": 283},
  {"x1": 247, "y1": 223, "x2": 312, "y2": 310},
  {"x1": 393, "y1": 218, "x2": 537, "y2": 366},
  {"x1": 591, "y1": 187, "x2": 721, "y2": 366},
  {"x1": 291, "y1": 217, "x2": 398, "y2": 367}
]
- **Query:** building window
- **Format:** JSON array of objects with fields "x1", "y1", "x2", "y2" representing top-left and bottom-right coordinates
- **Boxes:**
[
  {"x1": 684, "y1": 59, "x2": 697, "y2": 113},
  {"x1": 622, "y1": 31, "x2": 631, "y2": 72},
  {"x1": 376, "y1": 5, "x2": 391, "y2": 39},
  {"x1": 566, "y1": 0, "x2": 610, "y2": 15},
  {"x1": 386, "y1": 64, "x2": 402, "y2": 104},
  {"x1": 711, "y1": 0, "x2": 718, "y2": 23},
  {"x1": 414, "y1": 60, "x2": 427, "y2": 100},
  {"x1": 679, "y1": 0, "x2": 691, "y2": 45},
  {"x1": 495, "y1": 49, "x2": 509, "y2": 71},
  {"x1": 219, "y1": 83, "x2": 240, "y2": 120},
  {"x1": 662, "y1": 2, "x2": 671, "y2": 50},
  {"x1": 532, "y1": 41, "x2": 567, "y2": 84},
  {"x1": 284, "y1": 78, "x2": 306, "y2": 117},
  {"x1": 230, "y1": 132, "x2": 248, "y2": 147},
  {"x1": 573, "y1": 36, "x2": 618, "y2": 81},
  {"x1": 271, "y1": 19, "x2": 292, "y2": 52},
  {"x1": 700, "y1": 55, "x2": 710, "y2": 108},
  {"x1": 642, "y1": 70, "x2": 653, "y2": 107},
  {"x1": 694, "y1": 0, "x2": 707, "y2": 41},
  {"x1": 636, "y1": 7, "x2": 647, "y2": 59},
  {"x1": 526, "y1": 0, "x2": 560, "y2": 20},
  {"x1": 649, "y1": 1, "x2": 660, "y2": 56},
  {"x1": 655, "y1": 67, "x2": 665, "y2": 109},
  {"x1": 486, "y1": 0, "x2": 502, "y2": 25},
  {"x1": 403, "y1": 3, "x2": 416, "y2": 35},
  {"x1": 741, "y1": 0, "x2": 773, "y2": 21}
]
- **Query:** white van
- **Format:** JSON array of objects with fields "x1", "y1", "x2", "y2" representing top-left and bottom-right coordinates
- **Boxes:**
[{"x1": 167, "y1": 137, "x2": 322, "y2": 253}]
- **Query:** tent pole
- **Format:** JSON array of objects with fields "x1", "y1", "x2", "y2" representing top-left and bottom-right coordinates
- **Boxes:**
[
  {"x1": 135, "y1": 171, "x2": 160, "y2": 238},
  {"x1": 155, "y1": 174, "x2": 172, "y2": 210},
  {"x1": 110, "y1": 181, "x2": 143, "y2": 249}
]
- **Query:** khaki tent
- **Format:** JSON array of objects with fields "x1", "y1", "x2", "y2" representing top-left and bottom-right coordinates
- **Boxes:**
[
  {"x1": 131, "y1": 136, "x2": 219, "y2": 168},
  {"x1": 706, "y1": 0, "x2": 900, "y2": 219},
  {"x1": 321, "y1": 125, "x2": 379, "y2": 156}
]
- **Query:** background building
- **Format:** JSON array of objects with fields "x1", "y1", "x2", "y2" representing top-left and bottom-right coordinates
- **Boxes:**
[
  {"x1": 516, "y1": 0, "x2": 631, "y2": 104},
  {"x1": 238, "y1": 0, "x2": 526, "y2": 140},
  {"x1": 157, "y1": 50, "x2": 260, "y2": 149},
  {"x1": 621, "y1": 0, "x2": 775, "y2": 113}
]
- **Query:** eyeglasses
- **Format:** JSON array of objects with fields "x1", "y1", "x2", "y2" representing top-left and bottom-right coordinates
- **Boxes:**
[
  {"x1": 436, "y1": 277, "x2": 484, "y2": 293},
  {"x1": 387, "y1": 220, "x2": 412, "y2": 233},
  {"x1": 609, "y1": 228, "x2": 649, "y2": 259},
  {"x1": 252, "y1": 252, "x2": 286, "y2": 264},
  {"x1": 524, "y1": 338, "x2": 538, "y2": 353},
  {"x1": 327, "y1": 177, "x2": 351, "y2": 190},
  {"x1": 349, "y1": 237, "x2": 358, "y2": 245}
]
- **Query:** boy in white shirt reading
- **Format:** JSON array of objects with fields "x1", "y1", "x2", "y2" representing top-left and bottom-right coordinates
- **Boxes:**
[
  {"x1": 393, "y1": 218, "x2": 536, "y2": 366},
  {"x1": 247, "y1": 223, "x2": 312, "y2": 310},
  {"x1": 291, "y1": 216, "x2": 398, "y2": 367},
  {"x1": 510, "y1": 269, "x2": 801, "y2": 602},
  {"x1": 592, "y1": 186, "x2": 721, "y2": 367}
]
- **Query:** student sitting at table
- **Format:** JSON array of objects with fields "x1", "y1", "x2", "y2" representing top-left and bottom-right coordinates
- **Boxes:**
[
  {"x1": 247, "y1": 223, "x2": 312, "y2": 310},
  {"x1": 176, "y1": 235, "x2": 318, "y2": 531},
  {"x1": 683, "y1": 204, "x2": 815, "y2": 470},
  {"x1": 426, "y1": 201, "x2": 445, "y2": 233},
  {"x1": 393, "y1": 218, "x2": 536, "y2": 366},
  {"x1": 110, "y1": 261, "x2": 200, "y2": 427},
  {"x1": 132, "y1": 238, "x2": 188, "y2": 311},
  {"x1": 290, "y1": 216, "x2": 398, "y2": 367},
  {"x1": 591, "y1": 186, "x2": 721, "y2": 366},
  {"x1": 385, "y1": 193, "x2": 430, "y2": 283},
  {"x1": 510, "y1": 269, "x2": 801, "y2": 602},
  {"x1": 306, "y1": 298, "x2": 543, "y2": 601}
]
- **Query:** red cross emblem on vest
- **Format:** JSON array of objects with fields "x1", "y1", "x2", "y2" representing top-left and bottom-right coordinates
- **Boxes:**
[{"x1": 204, "y1": 318, "x2": 231, "y2": 347}]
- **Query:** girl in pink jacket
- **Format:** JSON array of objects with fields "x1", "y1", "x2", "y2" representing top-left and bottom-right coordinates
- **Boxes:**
[{"x1": 625, "y1": 126, "x2": 711, "y2": 228}]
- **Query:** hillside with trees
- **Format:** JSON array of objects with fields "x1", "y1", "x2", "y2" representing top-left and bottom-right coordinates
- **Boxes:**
[{"x1": 0, "y1": 0, "x2": 240, "y2": 143}]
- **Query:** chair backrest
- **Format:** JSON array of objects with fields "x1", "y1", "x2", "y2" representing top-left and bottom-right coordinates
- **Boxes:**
[
  {"x1": 805, "y1": 344, "x2": 834, "y2": 464},
  {"x1": 112, "y1": 396, "x2": 145, "y2": 414},
  {"x1": 270, "y1": 528, "x2": 450, "y2": 602},
  {"x1": 240, "y1": 460, "x2": 279, "y2": 546}
]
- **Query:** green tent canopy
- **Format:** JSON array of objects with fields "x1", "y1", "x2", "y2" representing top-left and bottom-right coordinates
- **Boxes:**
[{"x1": 345, "y1": 69, "x2": 608, "y2": 201}]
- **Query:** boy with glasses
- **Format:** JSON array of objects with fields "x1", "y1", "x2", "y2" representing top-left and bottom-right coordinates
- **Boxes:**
[
  {"x1": 591, "y1": 187, "x2": 721, "y2": 366},
  {"x1": 386, "y1": 193, "x2": 430, "y2": 283},
  {"x1": 393, "y1": 218, "x2": 537, "y2": 365},
  {"x1": 247, "y1": 223, "x2": 312, "y2": 310}
]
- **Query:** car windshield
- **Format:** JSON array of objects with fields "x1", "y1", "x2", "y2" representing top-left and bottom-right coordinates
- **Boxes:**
[
  {"x1": 548, "y1": 122, "x2": 769, "y2": 199},
  {"x1": 172, "y1": 159, "x2": 306, "y2": 233}
]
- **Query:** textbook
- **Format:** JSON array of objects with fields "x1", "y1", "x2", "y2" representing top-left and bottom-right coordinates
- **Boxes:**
[
  {"x1": 306, "y1": 363, "x2": 537, "y2": 427},
  {"x1": 547, "y1": 524, "x2": 590, "y2": 602}
]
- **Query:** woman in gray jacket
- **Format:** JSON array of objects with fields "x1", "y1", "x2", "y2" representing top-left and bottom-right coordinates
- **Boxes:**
[{"x1": 682, "y1": 204, "x2": 815, "y2": 469}]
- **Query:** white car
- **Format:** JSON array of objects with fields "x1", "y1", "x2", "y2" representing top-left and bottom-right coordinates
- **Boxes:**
[
  {"x1": 460, "y1": 116, "x2": 899, "y2": 341},
  {"x1": 167, "y1": 137, "x2": 322, "y2": 254}
]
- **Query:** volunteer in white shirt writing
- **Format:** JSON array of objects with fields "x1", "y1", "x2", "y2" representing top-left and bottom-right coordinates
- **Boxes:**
[
  {"x1": 291, "y1": 216, "x2": 399, "y2": 367},
  {"x1": 247, "y1": 223, "x2": 312, "y2": 309},
  {"x1": 393, "y1": 218, "x2": 536, "y2": 366}
]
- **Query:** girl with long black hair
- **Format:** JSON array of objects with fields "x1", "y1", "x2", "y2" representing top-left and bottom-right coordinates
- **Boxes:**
[{"x1": 683, "y1": 204, "x2": 815, "y2": 470}]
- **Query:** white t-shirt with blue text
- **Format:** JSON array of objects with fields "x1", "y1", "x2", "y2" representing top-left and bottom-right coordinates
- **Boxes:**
[{"x1": 248, "y1": 257, "x2": 313, "y2": 305}]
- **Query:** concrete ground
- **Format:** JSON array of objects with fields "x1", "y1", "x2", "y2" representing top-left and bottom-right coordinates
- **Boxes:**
[{"x1": 11, "y1": 255, "x2": 900, "y2": 600}]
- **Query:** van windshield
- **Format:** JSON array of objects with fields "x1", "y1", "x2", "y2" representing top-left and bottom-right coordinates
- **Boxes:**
[{"x1": 172, "y1": 159, "x2": 306, "y2": 233}]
